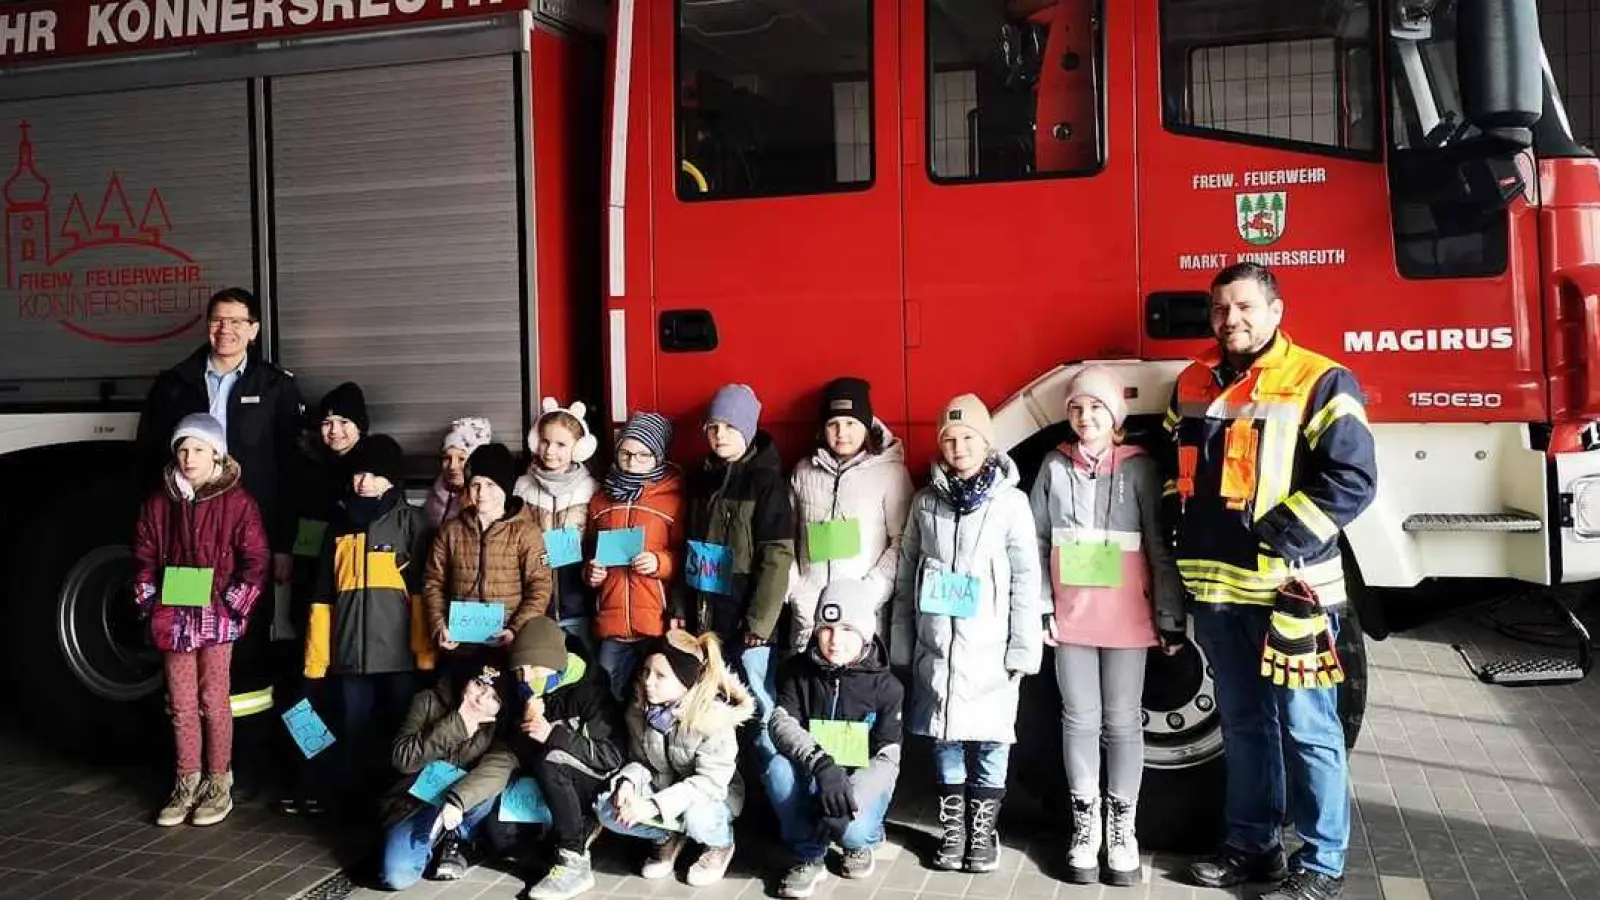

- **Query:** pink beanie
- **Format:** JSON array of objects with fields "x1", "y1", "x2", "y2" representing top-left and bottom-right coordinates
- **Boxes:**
[{"x1": 1063, "y1": 366, "x2": 1128, "y2": 428}]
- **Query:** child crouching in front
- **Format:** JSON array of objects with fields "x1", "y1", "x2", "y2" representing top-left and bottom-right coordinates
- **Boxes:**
[
  {"x1": 767, "y1": 579, "x2": 904, "y2": 898},
  {"x1": 598, "y1": 630, "x2": 753, "y2": 887}
]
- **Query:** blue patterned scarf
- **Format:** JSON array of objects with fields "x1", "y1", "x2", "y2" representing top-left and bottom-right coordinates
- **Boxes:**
[{"x1": 936, "y1": 454, "x2": 1002, "y2": 516}]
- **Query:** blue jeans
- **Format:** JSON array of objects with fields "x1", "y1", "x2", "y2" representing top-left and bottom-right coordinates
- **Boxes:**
[
  {"x1": 597, "y1": 786, "x2": 735, "y2": 849},
  {"x1": 380, "y1": 796, "x2": 497, "y2": 890},
  {"x1": 764, "y1": 756, "x2": 894, "y2": 861},
  {"x1": 599, "y1": 638, "x2": 647, "y2": 703},
  {"x1": 933, "y1": 740, "x2": 1011, "y2": 789},
  {"x1": 735, "y1": 643, "x2": 779, "y2": 763},
  {"x1": 1192, "y1": 603, "x2": 1350, "y2": 878}
]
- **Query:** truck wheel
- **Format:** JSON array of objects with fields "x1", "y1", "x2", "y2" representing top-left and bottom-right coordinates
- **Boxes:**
[{"x1": 7, "y1": 480, "x2": 165, "y2": 759}]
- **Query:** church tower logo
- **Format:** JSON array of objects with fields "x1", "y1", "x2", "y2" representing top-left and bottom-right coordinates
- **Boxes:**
[{"x1": 4, "y1": 120, "x2": 210, "y2": 344}]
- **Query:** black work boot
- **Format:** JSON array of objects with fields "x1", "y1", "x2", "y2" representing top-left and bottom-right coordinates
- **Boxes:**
[
  {"x1": 964, "y1": 786, "x2": 1004, "y2": 874},
  {"x1": 931, "y1": 785, "x2": 966, "y2": 871},
  {"x1": 1187, "y1": 846, "x2": 1289, "y2": 888},
  {"x1": 1259, "y1": 869, "x2": 1345, "y2": 900}
]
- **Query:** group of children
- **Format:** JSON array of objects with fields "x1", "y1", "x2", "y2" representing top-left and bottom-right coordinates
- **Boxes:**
[{"x1": 133, "y1": 367, "x2": 1183, "y2": 895}]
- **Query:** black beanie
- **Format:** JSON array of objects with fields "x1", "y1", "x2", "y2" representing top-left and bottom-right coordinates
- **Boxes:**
[
  {"x1": 345, "y1": 434, "x2": 404, "y2": 486},
  {"x1": 467, "y1": 443, "x2": 519, "y2": 498},
  {"x1": 820, "y1": 377, "x2": 873, "y2": 430},
  {"x1": 318, "y1": 382, "x2": 370, "y2": 434},
  {"x1": 656, "y1": 630, "x2": 706, "y2": 688}
]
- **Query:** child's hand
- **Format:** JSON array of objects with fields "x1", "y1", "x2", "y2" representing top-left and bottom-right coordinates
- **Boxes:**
[
  {"x1": 744, "y1": 632, "x2": 768, "y2": 648},
  {"x1": 435, "y1": 625, "x2": 459, "y2": 651},
  {"x1": 630, "y1": 552, "x2": 659, "y2": 576},
  {"x1": 585, "y1": 562, "x2": 607, "y2": 587},
  {"x1": 488, "y1": 629, "x2": 514, "y2": 646},
  {"x1": 619, "y1": 796, "x2": 658, "y2": 828},
  {"x1": 521, "y1": 714, "x2": 553, "y2": 743},
  {"x1": 1158, "y1": 629, "x2": 1187, "y2": 656}
]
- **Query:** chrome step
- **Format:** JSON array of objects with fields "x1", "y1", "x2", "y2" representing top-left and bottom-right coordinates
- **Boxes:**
[{"x1": 1402, "y1": 511, "x2": 1542, "y2": 533}]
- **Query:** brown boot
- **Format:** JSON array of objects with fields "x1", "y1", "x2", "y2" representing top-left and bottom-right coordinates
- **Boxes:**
[
  {"x1": 156, "y1": 773, "x2": 202, "y2": 827},
  {"x1": 190, "y1": 770, "x2": 234, "y2": 826}
]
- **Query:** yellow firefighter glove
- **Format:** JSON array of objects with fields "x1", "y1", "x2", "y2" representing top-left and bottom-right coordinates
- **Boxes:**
[{"x1": 1260, "y1": 578, "x2": 1345, "y2": 689}]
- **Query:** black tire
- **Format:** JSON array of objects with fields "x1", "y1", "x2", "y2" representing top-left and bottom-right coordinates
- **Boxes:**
[{"x1": 6, "y1": 479, "x2": 166, "y2": 761}]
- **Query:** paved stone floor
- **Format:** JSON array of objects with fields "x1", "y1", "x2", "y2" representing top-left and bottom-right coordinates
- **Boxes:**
[{"x1": 2, "y1": 614, "x2": 1598, "y2": 900}]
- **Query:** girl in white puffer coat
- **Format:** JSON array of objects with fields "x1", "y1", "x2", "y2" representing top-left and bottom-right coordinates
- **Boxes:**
[{"x1": 788, "y1": 377, "x2": 914, "y2": 653}]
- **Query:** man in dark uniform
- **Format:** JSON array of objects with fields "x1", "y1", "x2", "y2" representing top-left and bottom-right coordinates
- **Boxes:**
[{"x1": 137, "y1": 287, "x2": 305, "y2": 798}]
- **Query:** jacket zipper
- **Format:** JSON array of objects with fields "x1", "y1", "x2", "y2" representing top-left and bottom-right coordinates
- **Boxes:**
[
  {"x1": 943, "y1": 508, "x2": 962, "y2": 742},
  {"x1": 623, "y1": 500, "x2": 634, "y2": 639},
  {"x1": 826, "y1": 469, "x2": 843, "y2": 585}
]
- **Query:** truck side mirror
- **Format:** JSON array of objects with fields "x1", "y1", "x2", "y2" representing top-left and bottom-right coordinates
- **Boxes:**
[{"x1": 1457, "y1": 0, "x2": 1541, "y2": 153}]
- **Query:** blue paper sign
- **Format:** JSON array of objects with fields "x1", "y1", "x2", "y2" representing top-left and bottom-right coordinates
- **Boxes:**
[
  {"x1": 595, "y1": 527, "x2": 645, "y2": 567},
  {"x1": 686, "y1": 540, "x2": 733, "y2": 595},
  {"x1": 449, "y1": 600, "x2": 507, "y2": 644},
  {"x1": 918, "y1": 569, "x2": 982, "y2": 619},
  {"x1": 408, "y1": 760, "x2": 468, "y2": 806},
  {"x1": 498, "y1": 776, "x2": 553, "y2": 824},
  {"x1": 281, "y1": 698, "x2": 335, "y2": 759},
  {"x1": 544, "y1": 527, "x2": 583, "y2": 569}
]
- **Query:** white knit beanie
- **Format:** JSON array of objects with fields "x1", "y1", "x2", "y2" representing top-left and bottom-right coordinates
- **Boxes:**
[
  {"x1": 1063, "y1": 366, "x2": 1128, "y2": 428},
  {"x1": 442, "y1": 416, "x2": 493, "y2": 454},
  {"x1": 171, "y1": 413, "x2": 227, "y2": 458}
]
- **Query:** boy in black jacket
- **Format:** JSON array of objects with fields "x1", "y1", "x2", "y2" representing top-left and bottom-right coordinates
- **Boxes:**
[
  {"x1": 766, "y1": 580, "x2": 905, "y2": 898},
  {"x1": 509, "y1": 619, "x2": 628, "y2": 900}
]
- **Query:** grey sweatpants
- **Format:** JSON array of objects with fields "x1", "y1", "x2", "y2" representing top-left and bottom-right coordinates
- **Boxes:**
[{"x1": 1054, "y1": 644, "x2": 1148, "y2": 800}]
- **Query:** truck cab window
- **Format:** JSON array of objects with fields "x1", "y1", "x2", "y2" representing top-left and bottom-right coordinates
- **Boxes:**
[
  {"x1": 676, "y1": 0, "x2": 873, "y2": 200},
  {"x1": 927, "y1": 1, "x2": 1104, "y2": 182},
  {"x1": 1386, "y1": 3, "x2": 1508, "y2": 279},
  {"x1": 1160, "y1": 0, "x2": 1377, "y2": 156}
]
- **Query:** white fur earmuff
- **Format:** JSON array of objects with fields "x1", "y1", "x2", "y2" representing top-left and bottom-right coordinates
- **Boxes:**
[{"x1": 531, "y1": 396, "x2": 598, "y2": 464}]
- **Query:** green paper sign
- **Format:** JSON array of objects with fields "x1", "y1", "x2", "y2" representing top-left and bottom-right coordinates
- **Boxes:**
[
  {"x1": 161, "y1": 566, "x2": 215, "y2": 607},
  {"x1": 806, "y1": 518, "x2": 862, "y2": 563},
  {"x1": 293, "y1": 519, "x2": 328, "y2": 558},
  {"x1": 809, "y1": 718, "x2": 871, "y2": 768},
  {"x1": 1057, "y1": 542, "x2": 1123, "y2": 588}
]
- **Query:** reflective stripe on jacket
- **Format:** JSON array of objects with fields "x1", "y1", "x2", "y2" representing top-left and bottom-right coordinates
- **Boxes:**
[{"x1": 1162, "y1": 332, "x2": 1378, "y2": 606}]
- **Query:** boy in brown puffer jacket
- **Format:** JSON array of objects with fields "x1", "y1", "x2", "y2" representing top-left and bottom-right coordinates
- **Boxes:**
[{"x1": 424, "y1": 443, "x2": 554, "y2": 676}]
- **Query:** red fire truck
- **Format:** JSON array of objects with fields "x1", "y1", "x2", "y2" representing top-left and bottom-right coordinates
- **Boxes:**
[{"x1": 1, "y1": 0, "x2": 1594, "y2": 846}]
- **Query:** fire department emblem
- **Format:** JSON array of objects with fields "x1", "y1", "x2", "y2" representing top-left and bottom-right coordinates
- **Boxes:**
[{"x1": 1235, "y1": 191, "x2": 1286, "y2": 246}]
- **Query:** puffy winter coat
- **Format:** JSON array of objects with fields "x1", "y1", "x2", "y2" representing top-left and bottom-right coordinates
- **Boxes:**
[
  {"x1": 675, "y1": 434, "x2": 796, "y2": 641},
  {"x1": 788, "y1": 424, "x2": 914, "y2": 651},
  {"x1": 515, "y1": 466, "x2": 599, "y2": 621},
  {"x1": 384, "y1": 680, "x2": 517, "y2": 826},
  {"x1": 422, "y1": 499, "x2": 554, "y2": 639},
  {"x1": 589, "y1": 468, "x2": 685, "y2": 642},
  {"x1": 508, "y1": 650, "x2": 629, "y2": 777},
  {"x1": 613, "y1": 666, "x2": 756, "y2": 823},
  {"x1": 133, "y1": 460, "x2": 271, "y2": 653},
  {"x1": 1029, "y1": 443, "x2": 1185, "y2": 648},
  {"x1": 890, "y1": 453, "x2": 1044, "y2": 743},
  {"x1": 304, "y1": 493, "x2": 436, "y2": 677},
  {"x1": 136, "y1": 345, "x2": 305, "y2": 552}
]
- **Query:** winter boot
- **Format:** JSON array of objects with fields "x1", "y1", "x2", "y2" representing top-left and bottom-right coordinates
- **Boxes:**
[
  {"x1": 1065, "y1": 794, "x2": 1101, "y2": 884},
  {"x1": 156, "y1": 773, "x2": 202, "y2": 827},
  {"x1": 189, "y1": 771, "x2": 234, "y2": 826},
  {"x1": 1102, "y1": 793, "x2": 1140, "y2": 886},
  {"x1": 964, "y1": 786, "x2": 1004, "y2": 874},
  {"x1": 932, "y1": 785, "x2": 967, "y2": 871}
]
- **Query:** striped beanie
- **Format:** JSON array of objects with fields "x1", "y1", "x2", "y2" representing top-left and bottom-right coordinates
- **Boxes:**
[{"x1": 617, "y1": 412, "x2": 672, "y2": 459}]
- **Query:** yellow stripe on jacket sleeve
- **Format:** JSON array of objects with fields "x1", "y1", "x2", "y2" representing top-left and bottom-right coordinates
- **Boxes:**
[
  {"x1": 1285, "y1": 491, "x2": 1339, "y2": 542},
  {"x1": 1304, "y1": 393, "x2": 1368, "y2": 449}
]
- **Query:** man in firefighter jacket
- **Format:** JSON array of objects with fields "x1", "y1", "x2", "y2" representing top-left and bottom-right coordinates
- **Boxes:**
[{"x1": 1164, "y1": 263, "x2": 1377, "y2": 900}]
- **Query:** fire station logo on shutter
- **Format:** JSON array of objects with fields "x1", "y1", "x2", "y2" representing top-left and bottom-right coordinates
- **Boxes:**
[
  {"x1": 1235, "y1": 192, "x2": 1286, "y2": 246},
  {"x1": 4, "y1": 120, "x2": 212, "y2": 344}
]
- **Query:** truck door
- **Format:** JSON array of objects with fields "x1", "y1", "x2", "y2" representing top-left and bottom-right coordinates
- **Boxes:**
[
  {"x1": 1136, "y1": 0, "x2": 1545, "y2": 426},
  {"x1": 902, "y1": 0, "x2": 1138, "y2": 449},
  {"x1": 650, "y1": 0, "x2": 905, "y2": 448}
]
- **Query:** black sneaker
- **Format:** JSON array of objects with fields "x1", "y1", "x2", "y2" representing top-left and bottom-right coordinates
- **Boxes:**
[
  {"x1": 430, "y1": 835, "x2": 469, "y2": 882},
  {"x1": 1259, "y1": 869, "x2": 1344, "y2": 900},
  {"x1": 1187, "y1": 847, "x2": 1289, "y2": 888}
]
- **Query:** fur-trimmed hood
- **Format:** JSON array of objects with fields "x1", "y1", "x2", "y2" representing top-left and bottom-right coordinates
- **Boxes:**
[
  {"x1": 163, "y1": 457, "x2": 243, "y2": 503},
  {"x1": 674, "y1": 670, "x2": 756, "y2": 737}
]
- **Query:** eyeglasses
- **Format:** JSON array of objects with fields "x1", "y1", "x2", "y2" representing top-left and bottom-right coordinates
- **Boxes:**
[
  {"x1": 208, "y1": 316, "x2": 256, "y2": 331},
  {"x1": 616, "y1": 449, "x2": 657, "y2": 464}
]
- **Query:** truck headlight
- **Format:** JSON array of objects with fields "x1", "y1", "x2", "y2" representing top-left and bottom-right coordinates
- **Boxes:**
[{"x1": 1570, "y1": 476, "x2": 1600, "y2": 539}]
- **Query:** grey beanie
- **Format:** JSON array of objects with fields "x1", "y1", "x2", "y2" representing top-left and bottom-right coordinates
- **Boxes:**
[
  {"x1": 814, "y1": 578, "x2": 879, "y2": 645},
  {"x1": 706, "y1": 383, "x2": 761, "y2": 444}
]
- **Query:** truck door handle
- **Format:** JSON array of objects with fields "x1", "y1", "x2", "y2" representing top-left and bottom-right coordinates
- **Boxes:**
[
  {"x1": 1146, "y1": 292, "x2": 1211, "y2": 340},
  {"x1": 659, "y1": 309, "x2": 719, "y2": 353}
]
